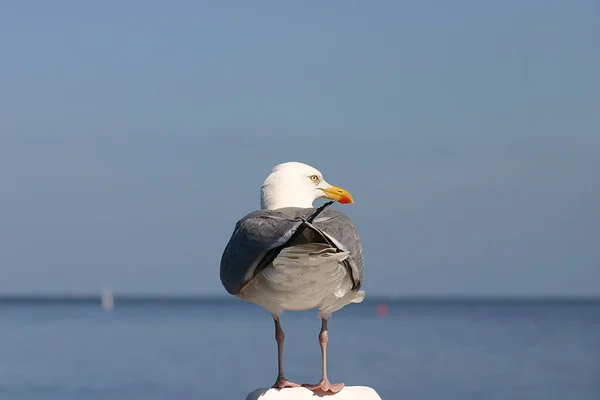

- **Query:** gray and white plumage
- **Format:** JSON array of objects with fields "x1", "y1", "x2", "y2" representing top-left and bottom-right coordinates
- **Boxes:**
[{"x1": 219, "y1": 162, "x2": 366, "y2": 319}]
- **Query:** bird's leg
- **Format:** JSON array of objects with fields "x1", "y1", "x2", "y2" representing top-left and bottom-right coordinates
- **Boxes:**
[
  {"x1": 271, "y1": 316, "x2": 300, "y2": 389},
  {"x1": 302, "y1": 318, "x2": 344, "y2": 394}
]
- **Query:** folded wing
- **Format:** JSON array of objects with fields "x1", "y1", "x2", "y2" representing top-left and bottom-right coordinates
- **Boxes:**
[{"x1": 219, "y1": 206, "x2": 364, "y2": 296}]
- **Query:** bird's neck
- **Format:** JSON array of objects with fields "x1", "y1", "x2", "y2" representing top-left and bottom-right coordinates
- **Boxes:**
[{"x1": 260, "y1": 186, "x2": 314, "y2": 210}]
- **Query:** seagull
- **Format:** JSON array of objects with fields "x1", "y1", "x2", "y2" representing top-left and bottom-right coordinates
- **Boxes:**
[{"x1": 220, "y1": 161, "x2": 365, "y2": 394}]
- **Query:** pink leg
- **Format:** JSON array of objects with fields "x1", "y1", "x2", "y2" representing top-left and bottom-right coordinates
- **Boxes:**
[
  {"x1": 271, "y1": 317, "x2": 300, "y2": 389},
  {"x1": 302, "y1": 319, "x2": 344, "y2": 394}
]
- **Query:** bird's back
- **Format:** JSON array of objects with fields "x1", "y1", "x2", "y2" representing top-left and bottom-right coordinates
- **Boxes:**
[{"x1": 220, "y1": 206, "x2": 364, "y2": 296}]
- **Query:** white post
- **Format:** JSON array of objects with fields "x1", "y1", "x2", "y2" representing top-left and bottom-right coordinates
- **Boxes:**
[{"x1": 245, "y1": 386, "x2": 383, "y2": 400}]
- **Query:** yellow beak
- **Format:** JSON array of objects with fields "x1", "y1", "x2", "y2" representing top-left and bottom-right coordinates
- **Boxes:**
[{"x1": 320, "y1": 185, "x2": 354, "y2": 204}]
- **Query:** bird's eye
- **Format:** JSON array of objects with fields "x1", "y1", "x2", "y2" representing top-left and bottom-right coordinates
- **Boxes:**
[{"x1": 309, "y1": 175, "x2": 320, "y2": 182}]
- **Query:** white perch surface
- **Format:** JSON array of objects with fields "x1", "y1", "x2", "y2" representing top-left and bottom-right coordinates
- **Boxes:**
[{"x1": 246, "y1": 386, "x2": 382, "y2": 400}]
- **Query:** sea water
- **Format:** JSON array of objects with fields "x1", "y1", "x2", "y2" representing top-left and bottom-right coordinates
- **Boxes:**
[{"x1": 0, "y1": 298, "x2": 598, "y2": 400}]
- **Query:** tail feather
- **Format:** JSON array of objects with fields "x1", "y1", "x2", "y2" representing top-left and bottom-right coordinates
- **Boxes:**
[{"x1": 274, "y1": 243, "x2": 348, "y2": 264}]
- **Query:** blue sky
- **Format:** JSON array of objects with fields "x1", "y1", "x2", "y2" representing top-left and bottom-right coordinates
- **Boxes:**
[{"x1": 1, "y1": 1, "x2": 598, "y2": 296}]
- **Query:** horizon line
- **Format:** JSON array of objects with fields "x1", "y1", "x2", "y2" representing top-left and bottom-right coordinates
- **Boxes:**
[{"x1": 1, "y1": 293, "x2": 599, "y2": 302}]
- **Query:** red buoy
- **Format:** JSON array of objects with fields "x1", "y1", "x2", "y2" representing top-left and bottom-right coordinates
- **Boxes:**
[{"x1": 376, "y1": 303, "x2": 389, "y2": 318}]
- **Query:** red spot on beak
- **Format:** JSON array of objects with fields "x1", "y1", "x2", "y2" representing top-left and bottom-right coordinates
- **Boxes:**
[{"x1": 338, "y1": 196, "x2": 353, "y2": 204}]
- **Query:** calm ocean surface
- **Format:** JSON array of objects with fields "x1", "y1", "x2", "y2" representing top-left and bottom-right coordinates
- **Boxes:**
[{"x1": 0, "y1": 298, "x2": 598, "y2": 400}]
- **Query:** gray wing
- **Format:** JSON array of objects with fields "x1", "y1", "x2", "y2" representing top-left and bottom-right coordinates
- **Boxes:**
[
  {"x1": 219, "y1": 206, "x2": 364, "y2": 296},
  {"x1": 219, "y1": 208, "x2": 306, "y2": 295},
  {"x1": 311, "y1": 207, "x2": 364, "y2": 289}
]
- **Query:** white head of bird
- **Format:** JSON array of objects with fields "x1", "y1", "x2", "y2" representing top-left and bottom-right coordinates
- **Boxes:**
[{"x1": 260, "y1": 161, "x2": 354, "y2": 210}]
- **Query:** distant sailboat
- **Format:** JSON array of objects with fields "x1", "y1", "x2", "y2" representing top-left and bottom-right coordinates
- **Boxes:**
[{"x1": 101, "y1": 286, "x2": 114, "y2": 311}]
